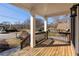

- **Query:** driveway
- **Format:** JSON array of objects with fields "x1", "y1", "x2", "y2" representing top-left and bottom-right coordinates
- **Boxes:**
[{"x1": 0, "y1": 32, "x2": 17, "y2": 39}]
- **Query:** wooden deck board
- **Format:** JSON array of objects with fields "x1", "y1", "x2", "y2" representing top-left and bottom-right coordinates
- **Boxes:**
[{"x1": 13, "y1": 39, "x2": 76, "y2": 56}]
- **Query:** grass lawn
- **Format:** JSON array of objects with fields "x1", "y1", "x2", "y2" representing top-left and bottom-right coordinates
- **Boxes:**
[
  {"x1": 48, "y1": 32, "x2": 65, "y2": 37},
  {"x1": 6, "y1": 38, "x2": 21, "y2": 48}
]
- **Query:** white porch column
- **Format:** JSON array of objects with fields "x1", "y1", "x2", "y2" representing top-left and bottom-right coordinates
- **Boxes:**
[
  {"x1": 44, "y1": 17, "x2": 48, "y2": 32},
  {"x1": 44, "y1": 20, "x2": 47, "y2": 32},
  {"x1": 30, "y1": 15, "x2": 36, "y2": 48}
]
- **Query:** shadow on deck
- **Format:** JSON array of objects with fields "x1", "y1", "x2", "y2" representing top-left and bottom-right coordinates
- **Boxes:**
[{"x1": 36, "y1": 38, "x2": 70, "y2": 48}]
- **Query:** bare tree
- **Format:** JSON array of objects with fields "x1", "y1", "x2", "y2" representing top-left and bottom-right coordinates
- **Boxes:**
[
  {"x1": 22, "y1": 18, "x2": 44, "y2": 31},
  {"x1": 35, "y1": 18, "x2": 44, "y2": 31},
  {"x1": 23, "y1": 19, "x2": 30, "y2": 29}
]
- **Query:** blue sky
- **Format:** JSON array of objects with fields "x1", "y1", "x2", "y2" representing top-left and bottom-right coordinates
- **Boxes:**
[{"x1": 0, "y1": 3, "x2": 31, "y2": 24}]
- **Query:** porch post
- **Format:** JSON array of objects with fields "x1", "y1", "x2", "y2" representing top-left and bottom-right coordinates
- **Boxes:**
[
  {"x1": 30, "y1": 15, "x2": 36, "y2": 48},
  {"x1": 44, "y1": 17, "x2": 48, "y2": 32},
  {"x1": 44, "y1": 20, "x2": 47, "y2": 32}
]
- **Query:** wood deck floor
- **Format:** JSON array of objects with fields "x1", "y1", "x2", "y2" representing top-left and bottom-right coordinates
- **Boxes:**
[{"x1": 13, "y1": 39, "x2": 76, "y2": 56}]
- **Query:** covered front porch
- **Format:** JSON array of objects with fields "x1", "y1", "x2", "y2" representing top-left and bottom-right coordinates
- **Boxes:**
[{"x1": 10, "y1": 3, "x2": 77, "y2": 56}]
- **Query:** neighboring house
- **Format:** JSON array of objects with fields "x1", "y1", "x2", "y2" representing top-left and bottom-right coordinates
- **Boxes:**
[{"x1": 56, "y1": 21, "x2": 70, "y2": 32}]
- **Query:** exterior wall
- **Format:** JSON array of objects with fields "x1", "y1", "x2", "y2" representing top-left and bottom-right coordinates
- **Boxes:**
[{"x1": 75, "y1": 6, "x2": 79, "y2": 54}]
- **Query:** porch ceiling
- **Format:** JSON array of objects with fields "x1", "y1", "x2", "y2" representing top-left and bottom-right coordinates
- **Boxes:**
[{"x1": 11, "y1": 3, "x2": 74, "y2": 17}]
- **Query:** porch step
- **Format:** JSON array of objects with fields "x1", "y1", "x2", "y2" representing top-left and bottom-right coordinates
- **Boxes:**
[{"x1": 36, "y1": 39, "x2": 47, "y2": 45}]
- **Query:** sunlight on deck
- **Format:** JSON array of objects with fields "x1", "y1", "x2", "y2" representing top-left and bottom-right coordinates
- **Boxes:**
[{"x1": 13, "y1": 39, "x2": 76, "y2": 56}]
